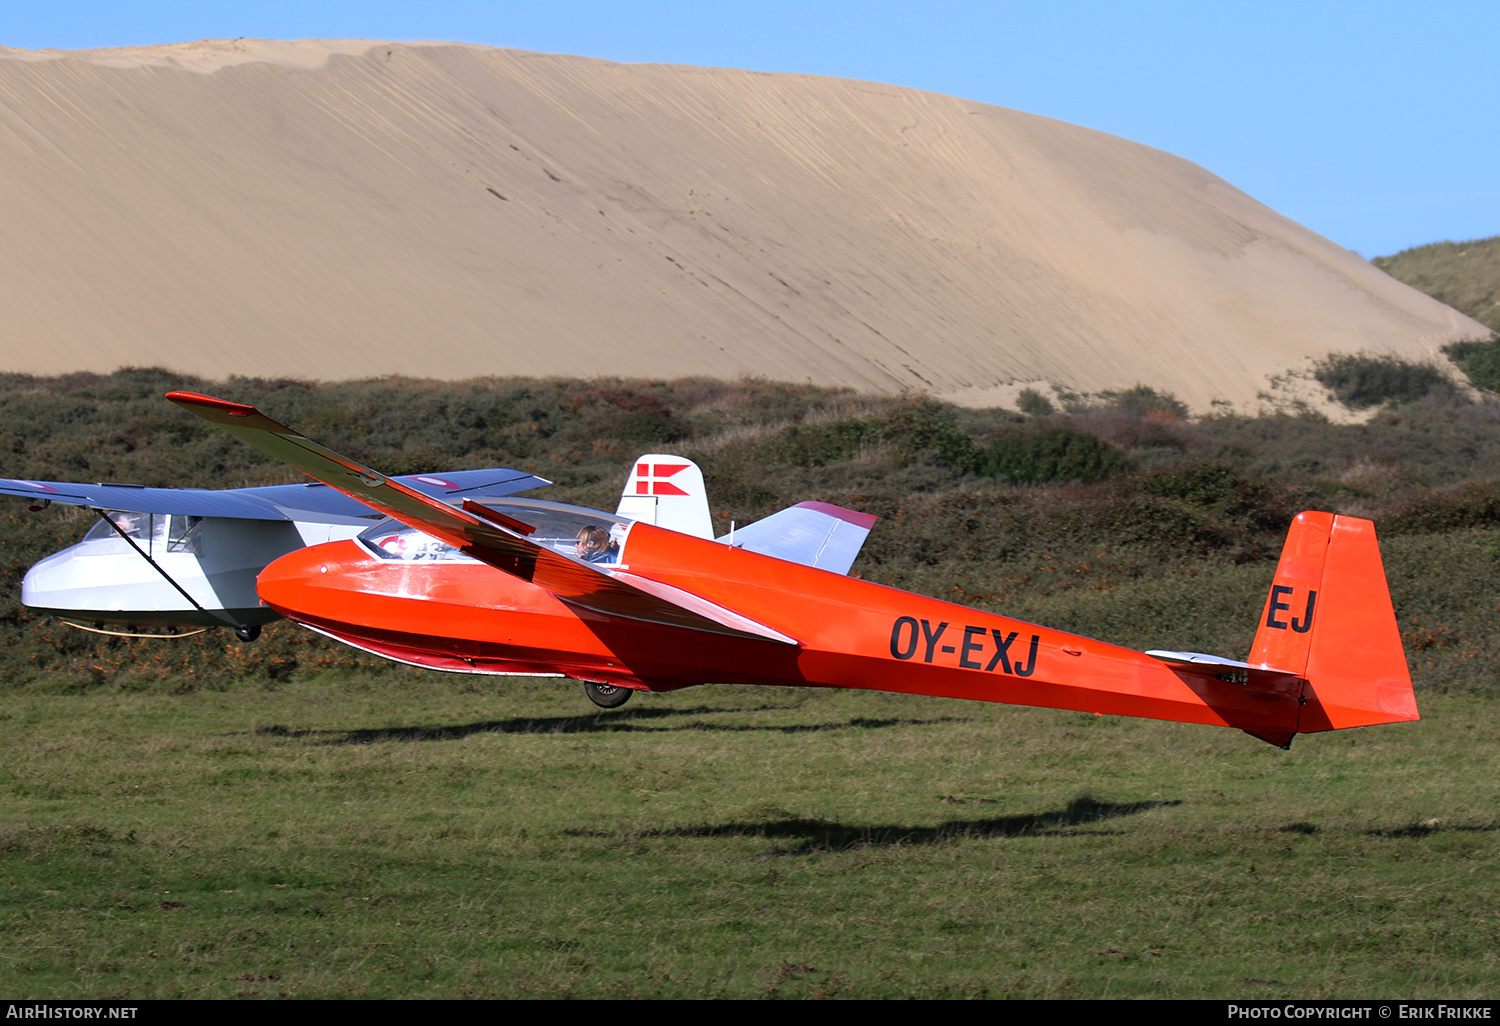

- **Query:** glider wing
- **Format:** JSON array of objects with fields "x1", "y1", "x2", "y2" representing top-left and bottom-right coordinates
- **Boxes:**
[
  {"x1": 0, "y1": 468, "x2": 547, "y2": 523},
  {"x1": 166, "y1": 392, "x2": 794, "y2": 644}
]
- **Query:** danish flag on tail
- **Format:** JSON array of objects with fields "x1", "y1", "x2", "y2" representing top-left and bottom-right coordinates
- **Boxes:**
[
  {"x1": 614, "y1": 454, "x2": 713, "y2": 539},
  {"x1": 634, "y1": 461, "x2": 692, "y2": 496}
]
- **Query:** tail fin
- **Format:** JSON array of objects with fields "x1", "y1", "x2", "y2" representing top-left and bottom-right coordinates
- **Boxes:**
[
  {"x1": 614, "y1": 455, "x2": 713, "y2": 539},
  {"x1": 1250, "y1": 511, "x2": 1418, "y2": 736}
]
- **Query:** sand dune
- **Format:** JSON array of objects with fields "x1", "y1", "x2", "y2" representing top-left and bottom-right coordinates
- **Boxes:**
[{"x1": 0, "y1": 39, "x2": 1484, "y2": 411}]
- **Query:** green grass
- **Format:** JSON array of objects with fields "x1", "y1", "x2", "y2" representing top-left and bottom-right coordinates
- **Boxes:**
[{"x1": 0, "y1": 677, "x2": 1491, "y2": 998}]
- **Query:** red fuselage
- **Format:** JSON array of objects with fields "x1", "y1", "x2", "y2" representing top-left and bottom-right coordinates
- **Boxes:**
[{"x1": 257, "y1": 521, "x2": 1306, "y2": 737}]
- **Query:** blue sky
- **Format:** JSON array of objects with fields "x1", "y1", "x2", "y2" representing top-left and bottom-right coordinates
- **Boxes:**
[{"x1": 6, "y1": 1, "x2": 1495, "y2": 257}]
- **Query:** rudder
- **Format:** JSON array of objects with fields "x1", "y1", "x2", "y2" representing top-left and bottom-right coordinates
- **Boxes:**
[
  {"x1": 1250, "y1": 511, "x2": 1417, "y2": 734},
  {"x1": 614, "y1": 455, "x2": 713, "y2": 539}
]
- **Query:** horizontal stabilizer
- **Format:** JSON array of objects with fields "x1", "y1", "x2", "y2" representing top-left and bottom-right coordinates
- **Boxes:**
[
  {"x1": 1146, "y1": 649, "x2": 1304, "y2": 699},
  {"x1": 1147, "y1": 650, "x2": 1258, "y2": 670},
  {"x1": 721, "y1": 501, "x2": 877, "y2": 575}
]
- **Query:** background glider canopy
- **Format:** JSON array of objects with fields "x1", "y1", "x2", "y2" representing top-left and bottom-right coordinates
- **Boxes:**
[{"x1": 0, "y1": 469, "x2": 550, "y2": 524}]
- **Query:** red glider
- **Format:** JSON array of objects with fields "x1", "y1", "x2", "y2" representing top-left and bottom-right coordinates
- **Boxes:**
[{"x1": 168, "y1": 391, "x2": 1418, "y2": 748}]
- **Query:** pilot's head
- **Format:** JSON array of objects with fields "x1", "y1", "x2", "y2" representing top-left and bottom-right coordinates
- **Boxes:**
[{"x1": 575, "y1": 526, "x2": 610, "y2": 561}]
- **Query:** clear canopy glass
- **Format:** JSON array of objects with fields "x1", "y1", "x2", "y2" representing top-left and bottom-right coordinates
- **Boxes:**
[
  {"x1": 78, "y1": 512, "x2": 200, "y2": 556},
  {"x1": 357, "y1": 499, "x2": 632, "y2": 566}
]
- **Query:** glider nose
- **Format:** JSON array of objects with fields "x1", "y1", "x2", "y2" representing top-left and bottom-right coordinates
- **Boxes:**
[
  {"x1": 256, "y1": 545, "x2": 314, "y2": 619},
  {"x1": 257, "y1": 539, "x2": 360, "y2": 622}
]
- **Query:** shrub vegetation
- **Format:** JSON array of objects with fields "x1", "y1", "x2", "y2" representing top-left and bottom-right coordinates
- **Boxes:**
[
  {"x1": 1015, "y1": 387, "x2": 1055, "y2": 416},
  {"x1": 1372, "y1": 235, "x2": 1500, "y2": 393},
  {"x1": 1312, "y1": 353, "x2": 1447, "y2": 407},
  {"x1": 1442, "y1": 335, "x2": 1500, "y2": 393},
  {"x1": 0, "y1": 369, "x2": 1499, "y2": 695},
  {"x1": 981, "y1": 425, "x2": 1126, "y2": 484}
]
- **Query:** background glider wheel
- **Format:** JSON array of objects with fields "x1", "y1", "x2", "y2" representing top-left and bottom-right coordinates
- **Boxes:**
[
  {"x1": 583, "y1": 681, "x2": 632, "y2": 709},
  {"x1": 234, "y1": 625, "x2": 261, "y2": 643}
]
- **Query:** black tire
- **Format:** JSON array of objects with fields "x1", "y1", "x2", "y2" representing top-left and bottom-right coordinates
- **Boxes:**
[
  {"x1": 234, "y1": 625, "x2": 261, "y2": 643},
  {"x1": 583, "y1": 681, "x2": 632, "y2": 709}
]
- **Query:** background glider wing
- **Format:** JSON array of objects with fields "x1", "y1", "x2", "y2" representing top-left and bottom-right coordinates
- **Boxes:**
[
  {"x1": 0, "y1": 468, "x2": 548, "y2": 523},
  {"x1": 167, "y1": 392, "x2": 794, "y2": 644}
]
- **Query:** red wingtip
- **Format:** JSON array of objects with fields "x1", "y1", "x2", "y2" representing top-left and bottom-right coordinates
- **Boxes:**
[
  {"x1": 165, "y1": 391, "x2": 255, "y2": 414},
  {"x1": 793, "y1": 500, "x2": 879, "y2": 530},
  {"x1": 165, "y1": 392, "x2": 294, "y2": 432}
]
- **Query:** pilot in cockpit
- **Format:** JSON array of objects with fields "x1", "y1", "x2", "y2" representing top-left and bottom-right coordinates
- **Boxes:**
[
  {"x1": 110, "y1": 511, "x2": 144, "y2": 537},
  {"x1": 575, "y1": 525, "x2": 618, "y2": 564}
]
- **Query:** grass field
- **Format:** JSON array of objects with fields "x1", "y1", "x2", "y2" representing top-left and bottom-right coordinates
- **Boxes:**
[{"x1": 2, "y1": 676, "x2": 1492, "y2": 999}]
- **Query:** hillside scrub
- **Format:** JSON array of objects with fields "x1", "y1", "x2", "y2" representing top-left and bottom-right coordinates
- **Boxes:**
[
  {"x1": 1370, "y1": 235, "x2": 1500, "y2": 393},
  {"x1": 1374, "y1": 235, "x2": 1500, "y2": 333},
  {"x1": 1312, "y1": 353, "x2": 1448, "y2": 408},
  {"x1": 0, "y1": 370, "x2": 1498, "y2": 694},
  {"x1": 980, "y1": 424, "x2": 1127, "y2": 484},
  {"x1": 1442, "y1": 335, "x2": 1500, "y2": 393}
]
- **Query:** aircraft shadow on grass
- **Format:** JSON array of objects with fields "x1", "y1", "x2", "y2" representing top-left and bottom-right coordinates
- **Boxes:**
[
  {"x1": 567, "y1": 795, "x2": 1182, "y2": 852},
  {"x1": 248, "y1": 705, "x2": 972, "y2": 745},
  {"x1": 1257, "y1": 820, "x2": 1500, "y2": 840},
  {"x1": 1357, "y1": 821, "x2": 1497, "y2": 839}
]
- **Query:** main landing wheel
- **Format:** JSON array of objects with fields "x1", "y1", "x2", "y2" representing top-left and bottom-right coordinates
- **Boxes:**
[
  {"x1": 234, "y1": 625, "x2": 261, "y2": 643},
  {"x1": 583, "y1": 681, "x2": 633, "y2": 709}
]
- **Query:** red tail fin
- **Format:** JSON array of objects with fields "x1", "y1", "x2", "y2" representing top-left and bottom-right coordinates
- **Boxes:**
[{"x1": 1250, "y1": 512, "x2": 1418, "y2": 735}]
